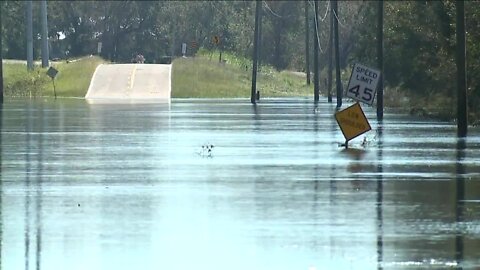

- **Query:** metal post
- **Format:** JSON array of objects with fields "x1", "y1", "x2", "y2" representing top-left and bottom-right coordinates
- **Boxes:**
[
  {"x1": 455, "y1": 138, "x2": 466, "y2": 264},
  {"x1": 257, "y1": 1, "x2": 262, "y2": 101},
  {"x1": 52, "y1": 79, "x2": 57, "y2": 99},
  {"x1": 327, "y1": 0, "x2": 333, "y2": 103},
  {"x1": 27, "y1": 1, "x2": 34, "y2": 71},
  {"x1": 376, "y1": 122, "x2": 384, "y2": 269},
  {"x1": 333, "y1": 0, "x2": 342, "y2": 108},
  {"x1": 40, "y1": 0, "x2": 49, "y2": 68},
  {"x1": 251, "y1": 0, "x2": 261, "y2": 104},
  {"x1": 0, "y1": 3, "x2": 3, "y2": 104},
  {"x1": 313, "y1": 1, "x2": 319, "y2": 102},
  {"x1": 305, "y1": 0, "x2": 311, "y2": 86},
  {"x1": 377, "y1": 1, "x2": 384, "y2": 120},
  {"x1": 456, "y1": 0, "x2": 467, "y2": 137}
]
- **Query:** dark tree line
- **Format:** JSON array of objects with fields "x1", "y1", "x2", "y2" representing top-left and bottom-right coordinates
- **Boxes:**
[
  {"x1": 0, "y1": 1, "x2": 356, "y2": 68},
  {"x1": 349, "y1": 1, "x2": 479, "y2": 119}
]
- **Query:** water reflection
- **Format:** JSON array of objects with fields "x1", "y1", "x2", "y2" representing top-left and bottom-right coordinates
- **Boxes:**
[
  {"x1": 0, "y1": 103, "x2": 3, "y2": 270},
  {"x1": 35, "y1": 104, "x2": 43, "y2": 270},
  {"x1": 376, "y1": 121, "x2": 384, "y2": 270},
  {"x1": 328, "y1": 103, "x2": 337, "y2": 263},
  {"x1": 455, "y1": 138, "x2": 466, "y2": 269},
  {"x1": 0, "y1": 98, "x2": 479, "y2": 269},
  {"x1": 23, "y1": 102, "x2": 44, "y2": 270},
  {"x1": 24, "y1": 104, "x2": 32, "y2": 270}
]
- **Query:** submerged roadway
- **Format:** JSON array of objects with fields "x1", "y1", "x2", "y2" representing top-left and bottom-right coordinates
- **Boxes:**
[{"x1": 85, "y1": 63, "x2": 171, "y2": 102}]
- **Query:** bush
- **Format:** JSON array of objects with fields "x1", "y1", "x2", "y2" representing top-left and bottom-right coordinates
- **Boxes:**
[{"x1": 4, "y1": 64, "x2": 50, "y2": 97}]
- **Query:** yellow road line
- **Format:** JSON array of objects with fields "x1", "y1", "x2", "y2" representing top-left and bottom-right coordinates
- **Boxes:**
[{"x1": 130, "y1": 65, "x2": 137, "y2": 89}]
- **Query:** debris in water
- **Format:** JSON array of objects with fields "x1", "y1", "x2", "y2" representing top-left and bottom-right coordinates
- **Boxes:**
[{"x1": 197, "y1": 143, "x2": 215, "y2": 157}]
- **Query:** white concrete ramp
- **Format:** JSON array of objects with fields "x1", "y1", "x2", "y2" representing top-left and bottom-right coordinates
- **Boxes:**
[{"x1": 85, "y1": 64, "x2": 171, "y2": 102}]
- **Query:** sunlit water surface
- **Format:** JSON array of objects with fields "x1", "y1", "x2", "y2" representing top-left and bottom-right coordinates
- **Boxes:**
[{"x1": 1, "y1": 98, "x2": 479, "y2": 270}]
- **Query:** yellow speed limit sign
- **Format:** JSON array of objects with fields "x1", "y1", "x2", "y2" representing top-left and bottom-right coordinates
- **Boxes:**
[{"x1": 335, "y1": 102, "x2": 371, "y2": 142}]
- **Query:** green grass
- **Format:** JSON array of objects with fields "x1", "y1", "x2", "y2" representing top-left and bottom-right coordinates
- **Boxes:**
[
  {"x1": 3, "y1": 56, "x2": 107, "y2": 98},
  {"x1": 3, "y1": 63, "x2": 50, "y2": 97},
  {"x1": 4, "y1": 52, "x2": 478, "y2": 125},
  {"x1": 4, "y1": 51, "x2": 312, "y2": 99},
  {"x1": 172, "y1": 50, "x2": 312, "y2": 98},
  {"x1": 52, "y1": 56, "x2": 107, "y2": 97}
]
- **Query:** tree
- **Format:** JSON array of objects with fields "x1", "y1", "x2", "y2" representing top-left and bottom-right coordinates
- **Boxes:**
[
  {"x1": 2, "y1": 1, "x2": 28, "y2": 59},
  {"x1": 49, "y1": 1, "x2": 99, "y2": 57},
  {"x1": 463, "y1": 1, "x2": 480, "y2": 119}
]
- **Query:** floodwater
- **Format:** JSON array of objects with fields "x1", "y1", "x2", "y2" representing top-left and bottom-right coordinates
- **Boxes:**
[{"x1": 1, "y1": 98, "x2": 479, "y2": 270}]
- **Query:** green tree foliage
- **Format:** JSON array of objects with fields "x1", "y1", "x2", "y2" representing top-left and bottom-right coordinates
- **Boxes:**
[
  {"x1": 2, "y1": 1, "x2": 26, "y2": 59},
  {"x1": 49, "y1": 1, "x2": 100, "y2": 57},
  {"x1": 261, "y1": 1, "x2": 303, "y2": 70},
  {"x1": 466, "y1": 1, "x2": 480, "y2": 116},
  {"x1": 383, "y1": 1, "x2": 455, "y2": 102},
  {"x1": 351, "y1": 0, "x2": 479, "y2": 119}
]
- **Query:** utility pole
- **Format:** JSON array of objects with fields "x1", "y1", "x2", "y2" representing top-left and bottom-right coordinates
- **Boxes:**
[
  {"x1": 327, "y1": 0, "x2": 333, "y2": 103},
  {"x1": 305, "y1": 0, "x2": 311, "y2": 86},
  {"x1": 251, "y1": 0, "x2": 261, "y2": 104},
  {"x1": 333, "y1": 0, "x2": 342, "y2": 108},
  {"x1": 0, "y1": 3, "x2": 3, "y2": 104},
  {"x1": 313, "y1": 1, "x2": 320, "y2": 102},
  {"x1": 377, "y1": 1, "x2": 384, "y2": 120},
  {"x1": 456, "y1": 0, "x2": 467, "y2": 137},
  {"x1": 26, "y1": 0, "x2": 34, "y2": 71},
  {"x1": 258, "y1": 0, "x2": 262, "y2": 90},
  {"x1": 40, "y1": 0, "x2": 49, "y2": 68}
]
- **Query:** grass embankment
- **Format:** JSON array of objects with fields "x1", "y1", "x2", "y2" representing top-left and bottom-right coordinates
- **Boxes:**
[
  {"x1": 3, "y1": 52, "x2": 477, "y2": 125},
  {"x1": 3, "y1": 56, "x2": 107, "y2": 98},
  {"x1": 4, "y1": 51, "x2": 311, "y2": 99},
  {"x1": 172, "y1": 50, "x2": 311, "y2": 98},
  {"x1": 53, "y1": 56, "x2": 107, "y2": 97}
]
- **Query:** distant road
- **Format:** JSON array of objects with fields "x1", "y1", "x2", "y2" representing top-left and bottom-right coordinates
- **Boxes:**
[
  {"x1": 85, "y1": 64, "x2": 171, "y2": 103},
  {"x1": 2, "y1": 58, "x2": 81, "y2": 65}
]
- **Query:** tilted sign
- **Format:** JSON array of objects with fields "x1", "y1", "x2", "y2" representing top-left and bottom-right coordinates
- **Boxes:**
[
  {"x1": 346, "y1": 63, "x2": 380, "y2": 106},
  {"x1": 46, "y1": 67, "x2": 58, "y2": 79},
  {"x1": 335, "y1": 102, "x2": 371, "y2": 142}
]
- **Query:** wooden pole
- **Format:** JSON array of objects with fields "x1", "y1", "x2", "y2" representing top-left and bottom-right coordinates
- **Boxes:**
[
  {"x1": 333, "y1": 0, "x2": 342, "y2": 108},
  {"x1": 0, "y1": 3, "x2": 3, "y2": 104},
  {"x1": 305, "y1": 0, "x2": 311, "y2": 86},
  {"x1": 40, "y1": 0, "x2": 49, "y2": 68},
  {"x1": 313, "y1": 1, "x2": 320, "y2": 102},
  {"x1": 52, "y1": 79, "x2": 57, "y2": 100},
  {"x1": 377, "y1": 1, "x2": 384, "y2": 120},
  {"x1": 26, "y1": 1, "x2": 34, "y2": 71},
  {"x1": 251, "y1": 0, "x2": 261, "y2": 104},
  {"x1": 456, "y1": 0, "x2": 467, "y2": 137},
  {"x1": 257, "y1": 1, "x2": 262, "y2": 101},
  {"x1": 327, "y1": 0, "x2": 333, "y2": 103}
]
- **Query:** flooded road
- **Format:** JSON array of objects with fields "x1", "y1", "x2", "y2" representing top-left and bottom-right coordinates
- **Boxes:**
[{"x1": 1, "y1": 98, "x2": 479, "y2": 270}]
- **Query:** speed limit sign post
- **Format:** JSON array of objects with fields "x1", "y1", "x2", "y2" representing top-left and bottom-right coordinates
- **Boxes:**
[{"x1": 346, "y1": 63, "x2": 381, "y2": 106}]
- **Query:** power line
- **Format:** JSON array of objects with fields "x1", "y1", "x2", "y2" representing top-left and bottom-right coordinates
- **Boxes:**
[
  {"x1": 332, "y1": 5, "x2": 348, "y2": 29},
  {"x1": 263, "y1": 1, "x2": 282, "y2": 18},
  {"x1": 320, "y1": 1, "x2": 330, "y2": 22},
  {"x1": 313, "y1": 5, "x2": 324, "y2": 53},
  {"x1": 308, "y1": 0, "x2": 314, "y2": 9},
  {"x1": 333, "y1": 1, "x2": 369, "y2": 30},
  {"x1": 311, "y1": 0, "x2": 330, "y2": 54},
  {"x1": 308, "y1": 0, "x2": 329, "y2": 22}
]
